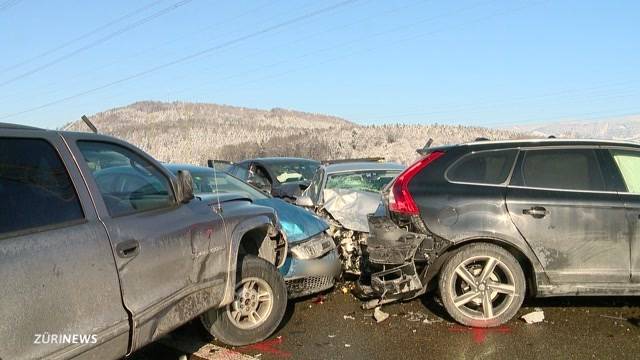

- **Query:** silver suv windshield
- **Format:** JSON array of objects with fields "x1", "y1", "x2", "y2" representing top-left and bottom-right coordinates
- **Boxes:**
[{"x1": 325, "y1": 170, "x2": 401, "y2": 193}]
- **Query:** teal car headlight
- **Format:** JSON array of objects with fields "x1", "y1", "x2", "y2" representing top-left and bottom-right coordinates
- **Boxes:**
[{"x1": 290, "y1": 232, "x2": 335, "y2": 259}]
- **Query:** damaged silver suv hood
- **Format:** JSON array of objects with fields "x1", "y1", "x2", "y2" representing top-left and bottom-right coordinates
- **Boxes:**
[{"x1": 321, "y1": 188, "x2": 382, "y2": 232}]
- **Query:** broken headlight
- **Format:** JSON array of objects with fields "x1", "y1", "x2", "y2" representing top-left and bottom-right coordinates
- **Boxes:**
[{"x1": 290, "y1": 232, "x2": 335, "y2": 259}]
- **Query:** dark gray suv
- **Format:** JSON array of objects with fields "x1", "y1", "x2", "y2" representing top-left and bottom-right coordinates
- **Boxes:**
[
  {"x1": 0, "y1": 124, "x2": 288, "y2": 359},
  {"x1": 360, "y1": 139, "x2": 640, "y2": 327}
]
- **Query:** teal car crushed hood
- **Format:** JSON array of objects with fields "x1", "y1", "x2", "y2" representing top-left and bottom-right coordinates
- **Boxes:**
[{"x1": 254, "y1": 198, "x2": 328, "y2": 244}]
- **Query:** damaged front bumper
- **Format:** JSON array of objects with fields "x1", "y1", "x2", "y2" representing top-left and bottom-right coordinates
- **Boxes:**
[
  {"x1": 356, "y1": 214, "x2": 450, "y2": 308},
  {"x1": 280, "y1": 246, "x2": 342, "y2": 299}
]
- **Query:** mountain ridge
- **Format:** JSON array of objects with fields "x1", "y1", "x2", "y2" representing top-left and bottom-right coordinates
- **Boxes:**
[
  {"x1": 511, "y1": 115, "x2": 640, "y2": 141},
  {"x1": 65, "y1": 100, "x2": 529, "y2": 165}
]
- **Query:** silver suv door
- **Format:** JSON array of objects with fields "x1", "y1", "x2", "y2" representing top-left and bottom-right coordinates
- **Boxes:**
[
  {"x1": 0, "y1": 131, "x2": 129, "y2": 360},
  {"x1": 67, "y1": 136, "x2": 226, "y2": 351},
  {"x1": 505, "y1": 147, "x2": 629, "y2": 284}
]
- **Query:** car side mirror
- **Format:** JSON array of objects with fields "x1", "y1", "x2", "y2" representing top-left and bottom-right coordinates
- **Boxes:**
[
  {"x1": 176, "y1": 170, "x2": 194, "y2": 203},
  {"x1": 295, "y1": 194, "x2": 314, "y2": 207}
]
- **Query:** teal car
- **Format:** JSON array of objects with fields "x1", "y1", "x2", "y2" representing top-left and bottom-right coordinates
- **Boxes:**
[{"x1": 165, "y1": 164, "x2": 341, "y2": 298}]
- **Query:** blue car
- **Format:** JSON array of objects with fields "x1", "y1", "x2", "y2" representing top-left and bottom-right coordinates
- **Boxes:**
[{"x1": 165, "y1": 164, "x2": 341, "y2": 298}]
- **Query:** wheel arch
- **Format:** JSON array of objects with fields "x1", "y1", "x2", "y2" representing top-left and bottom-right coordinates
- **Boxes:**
[
  {"x1": 221, "y1": 216, "x2": 287, "y2": 306},
  {"x1": 424, "y1": 237, "x2": 539, "y2": 297}
]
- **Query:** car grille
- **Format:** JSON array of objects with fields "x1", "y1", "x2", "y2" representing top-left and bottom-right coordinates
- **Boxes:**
[{"x1": 285, "y1": 275, "x2": 335, "y2": 299}]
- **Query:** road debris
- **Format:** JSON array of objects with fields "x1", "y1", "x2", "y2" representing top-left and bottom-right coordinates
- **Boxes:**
[
  {"x1": 236, "y1": 336, "x2": 291, "y2": 358},
  {"x1": 405, "y1": 311, "x2": 427, "y2": 322},
  {"x1": 521, "y1": 309, "x2": 545, "y2": 324},
  {"x1": 328, "y1": 335, "x2": 336, "y2": 338},
  {"x1": 345, "y1": 344, "x2": 352, "y2": 348},
  {"x1": 374, "y1": 307, "x2": 390, "y2": 323},
  {"x1": 343, "y1": 314, "x2": 356, "y2": 320},
  {"x1": 312, "y1": 295, "x2": 327, "y2": 304},
  {"x1": 601, "y1": 315, "x2": 627, "y2": 321},
  {"x1": 422, "y1": 316, "x2": 443, "y2": 324}
]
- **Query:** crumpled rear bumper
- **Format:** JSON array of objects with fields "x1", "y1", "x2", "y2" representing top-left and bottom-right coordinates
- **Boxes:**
[{"x1": 356, "y1": 215, "x2": 449, "y2": 307}]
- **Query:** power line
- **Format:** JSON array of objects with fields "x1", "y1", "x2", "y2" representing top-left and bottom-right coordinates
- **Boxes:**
[
  {"x1": 140, "y1": 0, "x2": 485, "y2": 99},
  {"x1": 1, "y1": 0, "x2": 165, "y2": 73},
  {"x1": 83, "y1": 0, "x2": 636, "y2": 128},
  {"x1": 482, "y1": 108, "x2": 640, "y2": 128},
  {"x1": 347, "y1": 79, "x2": 640, "y2": 121},
  {"x1": 0, "y1": 0, "x2": 23, "y2": 12},
  {"x1": 166, "y1": 0, "x2": 532, "y2": 98},
  {"x1": 0, "y1": 0, "x2": 359, "y2": 120},
  {"x1": 0, "y1": 0, "x2": 295, "y2": 104},
  {"x1": 7, "y1": 0, "x2": 405, "y2": 107},
  {"x1": 0, "y1": 0, "x2": 193, "y2": 87},
  {"x1": 166, "y1": 0, "x2": 637, "y2": 126}
]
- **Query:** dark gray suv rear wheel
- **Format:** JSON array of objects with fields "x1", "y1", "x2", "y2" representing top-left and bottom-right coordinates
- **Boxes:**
[{"x1": 438, "y1": 243, "x2": 525, "y2": 327}]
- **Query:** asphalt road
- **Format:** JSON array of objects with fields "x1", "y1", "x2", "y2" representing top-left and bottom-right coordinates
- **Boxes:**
[{"x1": 133, "y1": 283, "x2": 640, "y2": 360}]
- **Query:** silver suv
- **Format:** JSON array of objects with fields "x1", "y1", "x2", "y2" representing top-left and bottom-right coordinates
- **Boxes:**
[{"x1": 0, "y1": 123, "x2": 288, "y2": 359}]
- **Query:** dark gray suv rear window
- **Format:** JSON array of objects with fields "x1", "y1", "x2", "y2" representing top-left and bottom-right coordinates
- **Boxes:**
[
  {"x1": 516, "y1": 148, "x2": 605, "y2": 191},
  {"x1": 0, "y1": 138, "x2": 84, "y2": 237},
  {"x1": 447, "y1": 149, "x2": 518, "y2": 185}
]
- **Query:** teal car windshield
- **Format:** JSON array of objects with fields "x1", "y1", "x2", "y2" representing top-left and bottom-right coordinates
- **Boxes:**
[{"x1": 190, "y1": 171, "x2": 269, "y2": 200}]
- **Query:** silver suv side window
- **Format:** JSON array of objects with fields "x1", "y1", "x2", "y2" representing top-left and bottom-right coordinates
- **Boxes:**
[
  {"x1": 517, "y1": 148, "x2": 605, "y2": 191},
  {"x1": 77, "y1": 141, "x2": 174, "y2": 217},
  {"x1": 447, "y1": 149, "x2": 518, "y2": 185},
  {"x1": 0, "y1": 138, "x2": 84, "y2": 237}
]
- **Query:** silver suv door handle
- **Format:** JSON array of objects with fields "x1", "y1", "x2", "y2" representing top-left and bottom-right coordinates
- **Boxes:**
[
  {"x1": 116, "y1": 240, "x2": 140, "y2": 258},
  {"x1": 523, "y1": 207, "x2": 548, "y2": 219}
]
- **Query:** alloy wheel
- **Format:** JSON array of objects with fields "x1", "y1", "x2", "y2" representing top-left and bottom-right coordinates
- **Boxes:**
[
  {"x1": 448, "y1": 255, "x2": 517, "y2": 321},
  {"x1": 226, "y1": 277, "x2": 274, "y2": 330}
]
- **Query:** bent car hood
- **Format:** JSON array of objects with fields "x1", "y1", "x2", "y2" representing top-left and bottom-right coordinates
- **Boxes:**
[
  {"x1": 321, "y1": 188, "x2": 382, "y2": 233},
  {"x1": 254, "y1": 198, "x2": 328, "y2": 244}
]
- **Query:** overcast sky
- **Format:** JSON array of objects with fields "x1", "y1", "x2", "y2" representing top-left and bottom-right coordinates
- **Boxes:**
[{"x1": 1, "y1": 0, "x2": 638, "y2": 129}]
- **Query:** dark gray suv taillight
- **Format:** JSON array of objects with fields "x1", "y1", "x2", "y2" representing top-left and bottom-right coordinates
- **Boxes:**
[{"x1": 388, "y1": 150, "x2": 445, "y2": 215}]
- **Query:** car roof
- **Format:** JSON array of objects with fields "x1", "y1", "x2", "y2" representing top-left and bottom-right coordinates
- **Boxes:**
[
  {"x1": 323, "y1": 161, "x2": 406, "y2": 174},
  {"x1": 0, "y1": 122, "x2": 44, "y2": 130},
  {"x1": 240, "y1": 157, "x2": 320, "y2": 164},
  {"x1": 164, "y1": 163, "x2": 212, "y2": 173},
  {"x1": 427, "y1": 138, "x2": 640, "y2": 152}
]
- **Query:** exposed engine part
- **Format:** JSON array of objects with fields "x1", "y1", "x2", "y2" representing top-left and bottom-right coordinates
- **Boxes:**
[{"x1": 322, "y1": 211, "x2": 367, "y2": 275}]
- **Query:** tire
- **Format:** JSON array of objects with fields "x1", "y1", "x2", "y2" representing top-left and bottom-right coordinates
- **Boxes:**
[
  {"x1": 201, "y1": 255, "x2": 287, "y2": 346},
  {"x1": 438, "y1": 243, "x2": 526, "y2": 328}
]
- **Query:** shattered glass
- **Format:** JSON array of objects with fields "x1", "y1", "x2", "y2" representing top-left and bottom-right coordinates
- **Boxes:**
[
  {"x1": 325, "y1": 170, "x2": 400, "y2": 193},
  {"x1": 265, "y1": 160, "x2": 319, "y2": 183}
]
